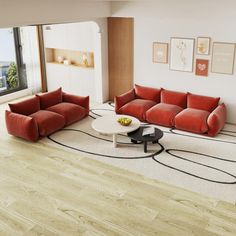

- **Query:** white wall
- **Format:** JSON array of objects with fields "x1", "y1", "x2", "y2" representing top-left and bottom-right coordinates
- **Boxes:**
[
  {"x1": 112, "y1": 0, "x2": 236, "y2": 124},
  {"x1": 93, "y1": 18, "x2": 109, "y2": 102},
  {"x1": 0, "y1": 0, "x2": 111, "y2": 27},
  {"x1": 43, "y1": 20, "x2": 109, "y2": 103}
]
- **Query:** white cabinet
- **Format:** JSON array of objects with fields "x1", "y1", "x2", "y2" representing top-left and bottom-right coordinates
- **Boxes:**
[
  {"x1": 46, "y1": 63, "x2": 70, "y2": 92},
  {"x1": 46, "y1": 63, "x2": 95, "y2": 101},
  {"x1": 69, "y1": 66, "x2": 95, "y2": 99}
]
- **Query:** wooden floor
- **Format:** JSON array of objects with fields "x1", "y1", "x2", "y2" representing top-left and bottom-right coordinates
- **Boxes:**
[{"x1": 0, "y1": 100, "x2": 236, "y2": 235}]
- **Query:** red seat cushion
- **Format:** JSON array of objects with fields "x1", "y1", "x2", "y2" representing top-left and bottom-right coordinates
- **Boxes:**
[
  {"x1": 30, "y1": 110, "x2": 65, "y2": 136},
  {"x1": 9, "y1": 96, "x2": 40, "y2": 116},
  {"x1": 134, "y1": 84, "x2": 161, "y2": 103},
  {"x1": 175, "y1": 108, "x2": 210, "y2": 134},
  {"x1": 146, "y1": 103, "x2": 183, "y2": 127},
  {"x1": 46, "y1": 102, "x2": 87, "y2": 125},
  {"x1": 187, "y1": 93, "x2": 220, "y2": 112},
  {"x1": 118, "y1": 99, "x2": 156, "y2": 121},
  {"x1": 161, "y1": 89, "x2": 187, "y2": 108},
  {"x1": 36, "y1": 88, "x2": 62, "y2": 109}
]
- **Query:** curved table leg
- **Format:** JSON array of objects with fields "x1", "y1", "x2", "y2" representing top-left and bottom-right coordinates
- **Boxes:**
[
  {"x1": 113, "y1": 134, "x2": 117, "y2": 148},
  {"x1": 144, "y1": 141, "x2": 147, "y2": 153}
]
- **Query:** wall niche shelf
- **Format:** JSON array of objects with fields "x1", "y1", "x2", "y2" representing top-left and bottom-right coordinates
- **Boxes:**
[{"x1": 45, "y1": 48, "x2": 94, "y2": 68}]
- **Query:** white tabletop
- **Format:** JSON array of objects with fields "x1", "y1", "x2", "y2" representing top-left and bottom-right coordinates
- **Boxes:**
[{"x1": 92, "y1": 114, "x2": 140, "y2": 135}]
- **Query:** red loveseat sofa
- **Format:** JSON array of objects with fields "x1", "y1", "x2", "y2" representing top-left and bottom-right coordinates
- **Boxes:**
[
  {"x1": 5, "y1": 88, "x2": 89, "y2": 142},
  {"x1": 115, "y1": 84, "x2": 226, "y2": 137}
]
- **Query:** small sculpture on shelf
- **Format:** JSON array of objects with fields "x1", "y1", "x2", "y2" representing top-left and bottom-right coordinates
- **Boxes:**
[
  {"x1": 63, "y1": 59, "x2": 71, "y2": 65},
  {"x1": 82, "y1": 53, "x2": 88, "y2": 67},
  {"x1": 57, "y1": 56, "x2": 64, "y2": 63}
]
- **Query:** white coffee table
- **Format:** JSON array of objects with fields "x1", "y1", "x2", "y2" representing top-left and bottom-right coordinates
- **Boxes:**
[{"x1": 92, "y1": 114, "x2": 140, "y2": 147}]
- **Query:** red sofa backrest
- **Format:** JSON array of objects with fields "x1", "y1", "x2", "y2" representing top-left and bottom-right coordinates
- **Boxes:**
[
  {"x1": 9, "y1": 96, "x2": 40, "y2": 116},
  {"x1": 187, "y1": 93, "x2": 220, "y2": 112},
  {"x1": 134, "y1": 84, "x2": 161, "y2": 103},
  {"x1": 36, "y1": 87, "x2": 63, "y2": 109},
  {"x1": 161, "y1": 89, "x2": 187, "y2": 108}
]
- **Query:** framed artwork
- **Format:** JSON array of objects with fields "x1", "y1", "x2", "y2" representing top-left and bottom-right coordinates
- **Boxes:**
[
  {"x1": 211, "y1": 42, "x2": 235, "y2": 75},
  {"x1": 197, "y1": 37, "x2": 211, "y2": 55},
  {"x1": 153, "y1": 42, "x2": 168, "y2": 63},
  {"x1": 195, "y1": 59, "x2": 209, "y2": 76},
  {"x1": 170, "y1": 37, "x2": 195, "y2": 72}
]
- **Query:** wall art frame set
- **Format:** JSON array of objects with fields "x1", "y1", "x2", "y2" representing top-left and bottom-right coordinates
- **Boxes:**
[{"x1": 153, "y1": 37, "x2": 236, "y2": 76}]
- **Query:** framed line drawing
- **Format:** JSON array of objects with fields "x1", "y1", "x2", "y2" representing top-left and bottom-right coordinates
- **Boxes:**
[
  {"x1": 195, "y1": 59, "x2": 209, "y2": 76},
  {"x1": 170, "y1": 37, "x2": 195, "y2": 72},
  {"x1": 197, "y1": 37, "x2": 211, "y2": 55},
  {"x1": 153, "y1": 42, "x2": 168, "y2": 63},
  {"x1": 211, "y1": 42, "x2": 235, "y2": 75}
]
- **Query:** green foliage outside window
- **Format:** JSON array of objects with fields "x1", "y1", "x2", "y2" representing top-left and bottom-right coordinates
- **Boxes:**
[{"x1": 6, "y1": 62, "x2": 18, "y2": 89}]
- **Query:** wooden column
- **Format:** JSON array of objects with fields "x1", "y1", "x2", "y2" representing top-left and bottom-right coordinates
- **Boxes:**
[
  {"x1": 108, "y1": 17, "x2": 134, "y2": 101},
  {"x1": 36, "y1": 25, "x2": 47, "y2": 92}
]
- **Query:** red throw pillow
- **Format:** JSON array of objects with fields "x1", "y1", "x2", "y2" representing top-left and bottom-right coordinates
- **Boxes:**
[
  {"x1": 187, "y1": 93, "x2": 220, "y2": 112},
  {"x1": 161, "y1": 89, "x2": 187, "y2": 108},
  {"x1": 134, "y1": 84, "x2": 161, "y2": 102},
  {"x1": 37, "y1": 88, "x2": 62, "y2": 109},
  {"x1": 9, "y1": 96, "x2": 40, "y2": 116}
]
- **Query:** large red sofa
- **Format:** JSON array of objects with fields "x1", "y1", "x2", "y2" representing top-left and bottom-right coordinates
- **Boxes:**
[
  {"x1": 5, "y1": 88, "x2": 89, "y2": 142},
  {"x1": 115, "y1": 84, "x2": 226, "y2": 137}
]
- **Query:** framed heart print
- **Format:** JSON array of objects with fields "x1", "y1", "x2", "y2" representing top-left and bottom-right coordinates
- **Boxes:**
[{"x1": 195, "y1": 59, "x2": 209, "y2": 76}]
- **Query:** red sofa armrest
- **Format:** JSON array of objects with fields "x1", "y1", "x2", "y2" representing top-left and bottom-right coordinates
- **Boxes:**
[
  {"x1": 63, "y1": 93, "x2": 89, "y2": 114},
  {"x1": 5, "y1": 110, "x2": 39, "y2": 142},
  {"x1": 207, "y1": 103, "x2": 226, "y2": 137},
  {"x1": 115, "y1": 89, "x2": 135, "y2": 113}
]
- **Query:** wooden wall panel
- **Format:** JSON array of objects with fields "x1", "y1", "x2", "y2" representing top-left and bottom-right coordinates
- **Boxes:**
[{"x1": 108, "y1": 17, "x2": 134, "y2": 101}]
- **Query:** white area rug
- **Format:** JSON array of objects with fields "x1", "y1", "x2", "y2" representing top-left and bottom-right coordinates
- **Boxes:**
[{"x1": 41, "y1": 103, "x2": 236, "y2": 203}]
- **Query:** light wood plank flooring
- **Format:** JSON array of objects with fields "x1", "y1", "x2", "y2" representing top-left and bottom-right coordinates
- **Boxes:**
[{"x1": 0, "y1": 100, "x2": 236, "y2": 235}]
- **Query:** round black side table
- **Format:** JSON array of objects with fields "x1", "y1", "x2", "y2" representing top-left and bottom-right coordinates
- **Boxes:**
[{"x1": 128, "y1": 126, "x2": 164, "y2": 153}]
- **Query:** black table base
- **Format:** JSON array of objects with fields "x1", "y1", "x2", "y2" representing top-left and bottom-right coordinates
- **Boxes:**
[{"x1": 128, "y1": 126, "x2": 164, "y2": 153}]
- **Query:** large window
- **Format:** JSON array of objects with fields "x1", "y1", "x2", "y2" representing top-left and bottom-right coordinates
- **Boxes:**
[{"x1": 0, "y1": 27, "x2": 27, "y2": 95}]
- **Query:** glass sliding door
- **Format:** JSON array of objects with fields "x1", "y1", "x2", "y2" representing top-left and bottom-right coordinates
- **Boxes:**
[{"x1": 0, "y1": 27, "x2": 27, "y2": 95}]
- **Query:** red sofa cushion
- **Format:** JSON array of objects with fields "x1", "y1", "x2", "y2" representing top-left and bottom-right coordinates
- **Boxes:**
[
  {"x1": 37, "y1": 88, "x2": 62, "y2": 109},
  {"x1": 175, "y1": 108, "x2": 210, "y2": 134},
  {"x1": 134, "y1": 84, "x2": 161, "y2": 102},
  {"x1": 9, "y1": 96, "x2": 40, "y2": 116},
  {"x1": 187, "y1": 93, "x2": 220, "y2": 112},
  {"x1": 5, "y1": 110, "x2": 39, "y2": 142},
  {"x1": 47, "y1": 102, "x2": 87, "y2": 125},
  {"x1": 146, "y1": 103, "x2": 183, "y2": 127},
  {"x1": 118, "y1": 99, "x2": 156, "y2": 121},
  {"x1": 161, "y1": 89, "x2": 187, "y2": 108},
  {"x1": 207, "y1": 104, "x2": 226, "y2": 137},
  {"x1": 30, "y1": 110, "x2": 65, "y2": 136}
]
